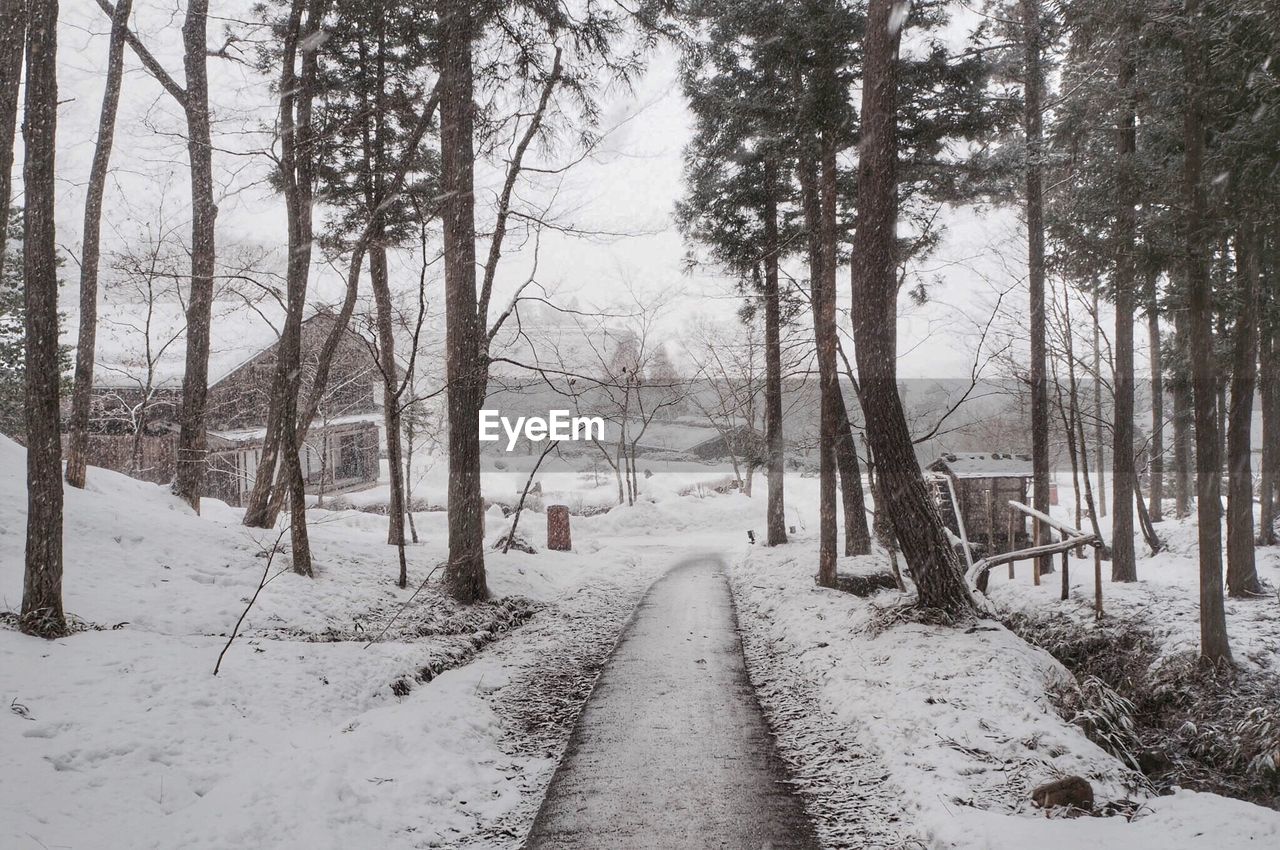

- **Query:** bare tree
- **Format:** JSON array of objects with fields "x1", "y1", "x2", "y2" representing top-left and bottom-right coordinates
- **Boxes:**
[{"x1": 65, "y1": 0, "x2": 132, "y2": 488}]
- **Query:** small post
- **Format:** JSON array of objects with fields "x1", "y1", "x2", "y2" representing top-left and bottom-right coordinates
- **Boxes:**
[
  {"x1": 1093, "y1": 544, "x2": 1103, "y2": 620},
  {"x1": 1060, "y1": 543, "x2": 1069, "y2": 601},
  {"x1": 547, "y1": 504, "x2": 572, "y2": 551},
  {"x1": 1032, "y1": 519, "x2": 1041, "y2": 586}
]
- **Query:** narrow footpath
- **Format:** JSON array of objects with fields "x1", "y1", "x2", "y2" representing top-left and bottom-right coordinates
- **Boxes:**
[{"x1": 524, "y1": 556, "x2": 820, "y2": 850}]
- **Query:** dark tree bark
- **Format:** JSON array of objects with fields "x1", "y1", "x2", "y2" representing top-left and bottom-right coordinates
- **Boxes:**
[
  {"x1": 0, "y1": 0, "x2": 24, "y2": 265},
  {"x1": 1173, "y1": 305, "x2": 1193, "y2": 517},
  {"x1": 852, "y1": 0, "x2": 973, "y2": 616},
  {"x1": 439, "y1": 0, "x2": 488, "y2": 603},
  {"x1": 1146, "y1": 269, "x2": 1164, "y2": 522},
  {"x1": 244, "y1": 0, "x2": 325, "y2": 581},
  {"x1": 173, "y1": 0, "x2": 217, "y2": 512},
  {"x1": 1260, "y1": 317, "x2": 1279, "y2": 544},
  {"x1": 1182, "y1": 0, "x2": 1231, "y2": 663},
  {"x1": 833, "y1": 389, "x2": 871, "y2": 555},
  {"x1": 1022, "y1": 0, "x2": 1052, "y2": 578},
  {"x1": 370, "y1": 243, "x2": 408, "y2": 565},
  {"x1": 762, "y1": 159, "x2": 787, "y2": 547},
  {"x1": 1226, "y1": 226, "x2": 1262, "y2": 596},
  {"x1": 1093, "y1": 279, "x2": 1107, "y2": 518},
  {"x1": 799, "y1": 140, "x2": 838, "y2": 588},
  {"x1": 1111, "y1": 31, "x2": 1138, "y2": 582},
  {"x1": 65, "y1": 0, "x2": 132, "y2": 488},
  {"x1": 20, "y1": 0, "x2": 66, "y2": 639}
]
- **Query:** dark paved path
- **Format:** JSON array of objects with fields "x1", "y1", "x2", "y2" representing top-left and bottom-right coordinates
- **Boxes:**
[{"x1": 524, "y1": 556, "x2": 820, "y2": 850}]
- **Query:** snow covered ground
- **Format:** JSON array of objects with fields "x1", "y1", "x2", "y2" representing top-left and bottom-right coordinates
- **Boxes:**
[
  {"x1": 0, "y1": 436, "x2": 736, "y2": 849},
  {"x1": 5, "y1": 439, "x2": 1279, "y2": 848}
]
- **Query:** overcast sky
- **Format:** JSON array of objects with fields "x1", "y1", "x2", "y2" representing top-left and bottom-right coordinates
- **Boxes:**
[{"x1": 13, "y1": 0, "x2": 1123, "y2": 386}]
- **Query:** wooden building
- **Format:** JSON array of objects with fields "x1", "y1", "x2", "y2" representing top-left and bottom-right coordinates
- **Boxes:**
[
  {"x1": 927, "y1": 452, "x2": 1033, "y2": 556},
  {"x1": 78, "y1": 311, "x2": 384, "y2": 506}
]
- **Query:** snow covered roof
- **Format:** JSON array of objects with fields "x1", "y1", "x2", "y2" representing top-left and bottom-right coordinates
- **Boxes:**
[{"x1": 929, "y1": 452, "x2": 1033, "y2": 480}]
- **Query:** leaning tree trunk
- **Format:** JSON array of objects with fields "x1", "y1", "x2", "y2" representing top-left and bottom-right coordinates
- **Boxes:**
[
  {"x1": 1146, "y1": 268, "x2": 1164, "y2": 522},
  {"x1": 65, "y1": 0, "x2": 132, "y2": 488},
  {"x1": 762, "y1": 159, "x2": 787, "y2": 547},
  {"x1": 0, "y1": 0, "x2": 26, "y2": 265},
  {"x1": 439, "y1": 0, "x2": 488, "y2": 603},
  {"x1": 1182, "y1": 0, "x2": 1231, "y2": 663},
  {"x1": 1226, "y1": 225, "x2": 1262, "y2": 596},
  {"x1": 853, "y1": 0, "x2": 973, "y2": 617},
  {"x1": 20, "y1": 0, "x2": 66, "y2": 639},
  {"x1": 173, "y1": 0, "x2": 217, "y2": 512},
  {"x1": 1111, "y1": 39, "x2": 1138, "y2": 583}
]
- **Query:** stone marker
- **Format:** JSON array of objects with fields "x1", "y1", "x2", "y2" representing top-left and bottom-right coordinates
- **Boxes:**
[{"x1": 547, "y1": 505, "x2": 572, "y2": 551}]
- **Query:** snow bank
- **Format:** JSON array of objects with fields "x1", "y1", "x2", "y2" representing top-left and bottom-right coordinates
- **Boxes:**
[
  {"x1": 729, "y1": 539, "x2": 1280, "y2": 849},
  {"x1": 0, "y1": 436, "x2": 668, "y2": 848}
]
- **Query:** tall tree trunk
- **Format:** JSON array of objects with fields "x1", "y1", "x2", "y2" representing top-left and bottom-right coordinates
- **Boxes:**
[
  {"x1": 1182, "y1": 0, "x2": 1230, "y2": 663},
  {"x1": 1146, "y1": 269, "x2": 1164, "y2": 522},
  {"x1": 1173, "y1": 305, "x2": 1193, "y2": 517},
  {"x1": 173, "y1": 0, "x2": 216, "y2": 512},
  {"x1": 762, "y1": 160, "x2": 787, "y2": 547},
  {"x1": 20, "y1": 0, "x2": 65, "y2": 639},
  {"x1": 370, "y1": 244, "x2": 407, "y2": 562},
  {"x1": 853, "y1": 0, "x2": 973, "y2": 616},
  {"x1": 834, "y1": 390, "x2": 870, "y2": 555},
  {"x1": 65, "y1": 0, "x2": 131, "y2": 488},
  {"x1": 799, "y1": 142, "x2": 837, "y2": 588},
  {"x1": 439, "y1": 0, "x2": 487, "y2": 603},
  {"x1": 1093, "y1": 279, "x2": 1108, "y2": 518},
  {"x1": 1259, "y1": 316, "x2": 1279, "y2": 544},
  {"x1": 0, "y1": 0, "x2": 26, "y2": 266},
  {"x1": 1111, "y1": 33, "x2": 1138, "y2": 582},
  {"x1": 1022, "y1": 0, "x2": 1052, "y2": 578},
  {"x1": 1226, "y1": 225, "x2": 1262, "y2": 596}
]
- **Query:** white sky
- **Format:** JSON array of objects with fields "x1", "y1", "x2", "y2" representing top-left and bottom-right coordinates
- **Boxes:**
[{"x1": 11, "y1": 0, "x2": 1139, "y2": 387}]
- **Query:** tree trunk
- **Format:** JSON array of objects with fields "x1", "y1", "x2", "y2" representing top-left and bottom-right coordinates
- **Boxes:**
[
  {"x1": 65, "y1": 0, "x2": 131, "y2": 488},
  {"x1": 1022, "y1": 0, "x2": 1053, "y2": 578},
  {"x1": 1226, "y1": 225, "x2": 1262, "y2": 596},
  {"x1": 1182, "y1": 0, "x2": 1231, "y2": 663},
  {"x1": 799, "y1": 140, "x2": 837, "y2": 588},
  {"x1": 1146, "y1": 269, "x2": 1164, "y2": 522},
  {"x1": 1259, "y1": 317, "x2": 1279, "y2": 544},
  {"x1": 19, "y1": 0, "x2": 66, "y2": 639},
  {"x1": 439, "y1": 0, "x2": 487, "y2": 603},
  {"x1": 173, "y1": 0, "x2": 217, "y2": 512},
  {"x1": 0, "y1": 0, "x2": 26, "y2": 271},
  {"x1": 853, "y1": 0, "x2": 973, "y2": 617},
  {"x1": 833, "y1": 389, "x2": 871, "y2": 555},
  {"x1": 1093, "y1": 279, "x2": 1107, "y2": 518},
  {"x1": 1111, "y1": 36, "x2": 1138, "y2": 582},
  {"x1": 1173, "y1": 305, "x2": 1193, "y2": 517},
  {"x1": 371, "y1": 244, "x2": 407, "y2": 560},
  {"x1": 762, "y1": 160, "x2": 787, "y2": 547}
]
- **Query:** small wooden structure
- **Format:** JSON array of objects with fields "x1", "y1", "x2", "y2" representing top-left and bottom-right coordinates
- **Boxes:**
[{"x1": 927, "y1": 452, "x2": 1034, "y2": 557}]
